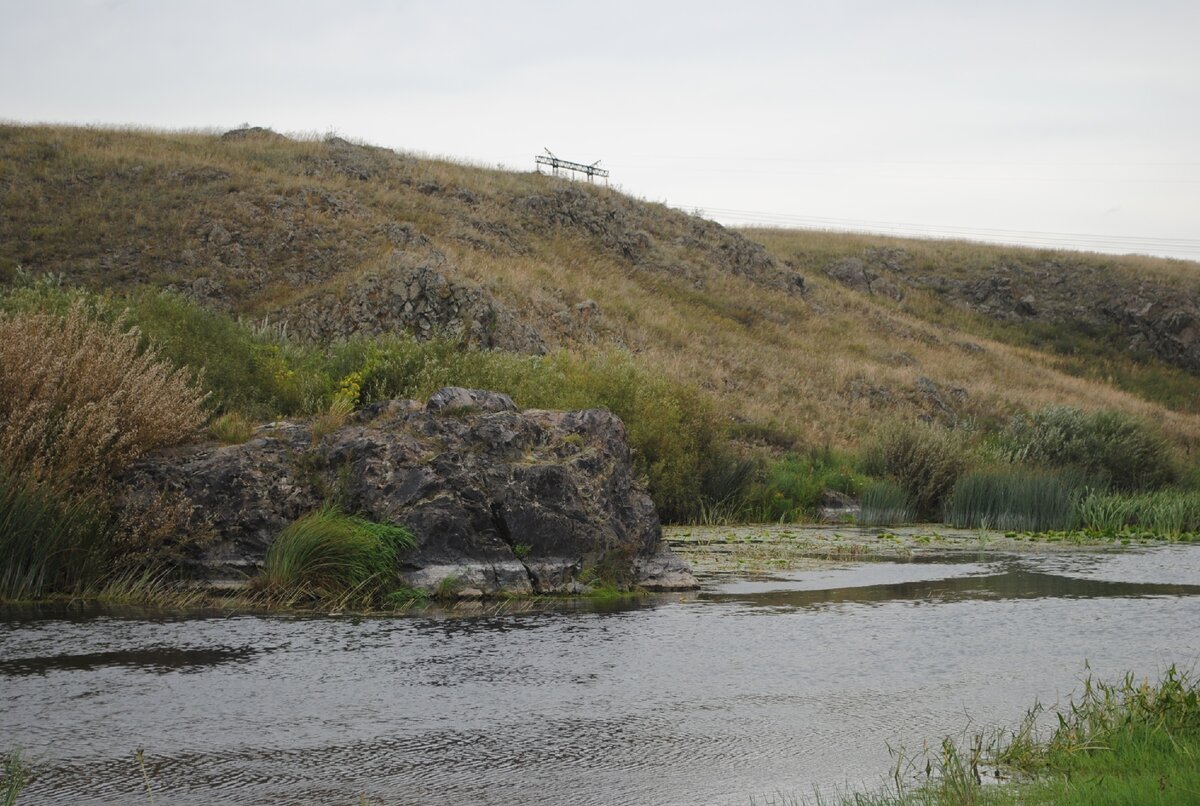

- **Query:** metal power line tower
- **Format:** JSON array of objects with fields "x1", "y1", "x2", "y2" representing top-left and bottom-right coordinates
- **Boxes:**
[{"x1": 534, "y1": 148, "x2": 609, "y2": 184}]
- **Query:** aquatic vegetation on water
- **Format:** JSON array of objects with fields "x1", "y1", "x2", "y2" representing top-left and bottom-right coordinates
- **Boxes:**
[
  {"x1": 1077, "y1": 489, "x2": 1200, "y2": 538},
  {"x1": 0, "y1": 470, "x2": 111, "y2": 600}
]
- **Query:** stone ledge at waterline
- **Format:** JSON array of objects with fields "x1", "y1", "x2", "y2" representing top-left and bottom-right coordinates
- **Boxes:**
[{"x1": 119, "y1": 387, "x2": 698, "y2": 596}]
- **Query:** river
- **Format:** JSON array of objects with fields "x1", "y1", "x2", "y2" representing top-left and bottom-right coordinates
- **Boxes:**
[{"x1": 3, "y1": 544, "x2": 1200, "y2": 805}]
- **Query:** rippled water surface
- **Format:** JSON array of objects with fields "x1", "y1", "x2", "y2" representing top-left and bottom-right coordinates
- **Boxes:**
[{"x1": 4, "y1": 546, "x2": 1200, "y2": 805}]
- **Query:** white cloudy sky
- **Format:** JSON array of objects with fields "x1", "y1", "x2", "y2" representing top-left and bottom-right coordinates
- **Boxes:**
[{"x1": 3, "y1": 0, "x2": 1198, "y2": 259}]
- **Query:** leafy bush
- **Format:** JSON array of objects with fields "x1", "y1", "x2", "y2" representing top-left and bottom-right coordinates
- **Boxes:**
[
  {"x1": 860, "y1": 480, "x2": 914, "y2": 527},
  {"x1": 124, "y1": 291, "x2": 331, "y2": 418},
  {"x1": 944, "y1": 468, "x2": 1081, "y2": 532},
  {"x1": 256, "y1": 507, "x2": 416, "y2": 603},
  {"x1": 0, "y1": 301, "x2": 207, "y2": 487},
  {"x1": 861, "y1": 421, "x2": 971, "y2": 517},
  {"x1": 1002, "y1": 405, "x2": 1176, "y2": 492},
  {"x1": 740, "y1": 450, "x2": 867, "y2": 523}
]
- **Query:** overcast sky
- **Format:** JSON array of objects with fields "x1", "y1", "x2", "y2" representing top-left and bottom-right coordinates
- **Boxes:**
[{"x1": 3, "y1": 0, "x2": 1198, "y2": 259}]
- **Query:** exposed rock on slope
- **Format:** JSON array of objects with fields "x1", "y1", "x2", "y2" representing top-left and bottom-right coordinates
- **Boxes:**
[
  {"x1": 119, "y1": 388, "x2": 697, "y2": 595},
  {"x1": 281, "y1": 249, "x2": 546, "y2": 353},
  {"x1": 818, "y1": 247, "x2": 1200, "y2": 372},
  {"x1": 513, "y1": 186, "x2": 806, "y2": 293}
]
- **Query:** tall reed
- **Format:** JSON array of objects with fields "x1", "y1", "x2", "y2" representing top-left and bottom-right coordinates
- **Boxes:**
[
  {"x1": 1076, "y1": 489, "x2": 1200, "y2": 537},
  {"x1": 943, "y1": 469, "x2": 1081, "y2": 532},
  {"x1": 0, "y1": 468, "x2": 111, "y2": 600},
  {"x1": 859, "y1": 481, "x2": 914, "y2": 527}
]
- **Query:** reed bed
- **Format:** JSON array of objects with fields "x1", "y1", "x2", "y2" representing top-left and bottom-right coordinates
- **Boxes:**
[
  {"x1": 943, "y1": 469, "x2": 1080, "y2": 532},
  {"x1": 1077, "y1": 489, "x2": 1200, "y2": 538},
  {"x1": 859, "y1": 481, "x2": 914, "y2": 527}
]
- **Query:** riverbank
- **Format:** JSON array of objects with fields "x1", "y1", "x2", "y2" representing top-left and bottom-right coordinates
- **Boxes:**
[{"x1": 811, "y1": 666, "x2": 1200, "y2": 806}]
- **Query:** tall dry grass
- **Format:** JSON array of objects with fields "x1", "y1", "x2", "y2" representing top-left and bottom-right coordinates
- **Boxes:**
[{"x1": 0, "y1": 302, "x2": 207, "y2": 486}]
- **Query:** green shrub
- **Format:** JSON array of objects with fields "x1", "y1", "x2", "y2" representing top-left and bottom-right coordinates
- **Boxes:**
[
  {"x1": 123, "y1": 291, "x2": 331, "y2": 418},
  {"x1": 944, "y1": 468, "x2": 1081, "y2": 532},
  {"x1": 860, "y1": 480, "x2": 914, "y2": 527},
  {"x1": 256, "y1": 507, "x2": 416, "y2": 602},
  {"x1": 1003, "y1": 405, "x2": 1176, "y2": 491},
  {"x1": 737, "y1": 450, "x2": 867, "y2": 523},
  {"x1": 861, "y1": 421, "x2": 970, "y2": 517}
]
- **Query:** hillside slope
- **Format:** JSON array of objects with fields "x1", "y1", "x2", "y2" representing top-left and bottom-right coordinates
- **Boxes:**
[{"x1": 3, "y1": 124, "x2": 1199, "y2": 450}]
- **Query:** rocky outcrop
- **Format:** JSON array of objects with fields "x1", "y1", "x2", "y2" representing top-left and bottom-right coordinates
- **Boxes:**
[
  {"x1": 512, "y1": 185, "x2": 806, "y2": 294},
  {"x1": 282, "y1": 248, "x2": 546, "y2": 353},
  {"x1": 119, "y1": 388, "x2": 696, "y2": 595},
  {"x1": 820, "y1": 247, "x2": 1200, "y2": 373}
]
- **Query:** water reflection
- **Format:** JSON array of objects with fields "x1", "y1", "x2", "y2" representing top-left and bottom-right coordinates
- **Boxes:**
[
  {"x1": 0, "y1": 645, "x2": 258, "y2": 676},
  {"x1": 705, "y1": 557, "x2": 1200, "y2": 609}
]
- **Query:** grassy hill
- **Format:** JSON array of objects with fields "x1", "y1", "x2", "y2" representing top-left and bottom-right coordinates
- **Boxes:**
[{"x1": 4, "y1": 123, "x2": 1198, "y2": 455}]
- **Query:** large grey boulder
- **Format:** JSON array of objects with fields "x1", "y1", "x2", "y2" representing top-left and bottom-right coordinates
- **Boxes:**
[{"x1": 119, "y1": 388, "x2": 696, "y2": 595}]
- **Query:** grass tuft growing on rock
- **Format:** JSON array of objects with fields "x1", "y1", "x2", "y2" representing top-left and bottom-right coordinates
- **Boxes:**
[{"x1": 255, "y1": 508, "x2": 416, "y2": 604}]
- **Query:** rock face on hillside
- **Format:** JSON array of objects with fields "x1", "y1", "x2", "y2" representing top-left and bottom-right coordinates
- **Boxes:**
[
  {"x1": 820, "y1": 247, "x2": 1200, "y2": 373},
  {"x1": 513, "y1": 186, "x2": 806, "y2": 294},
  {"x1": 119, "y1": 388, "x2": 697, "y2": 595},
  {"x1": 282, "y1": 248, "x2": 546, "y2": 353}
]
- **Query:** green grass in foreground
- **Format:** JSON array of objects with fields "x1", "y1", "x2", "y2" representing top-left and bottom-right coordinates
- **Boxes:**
[
  {"x1": 798, "y1": 666, "x2": 1200, "y2": 806},
  {"x1": 2, "y1": 747, "x2": 27, "y2": 806}
]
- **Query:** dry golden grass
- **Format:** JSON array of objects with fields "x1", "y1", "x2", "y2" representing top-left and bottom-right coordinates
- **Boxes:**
[
  {"x1": 0, "y1": 302, "x2": 208, "y2": 486},
  {"x1": 5, "y1": 123, "x2": 1200, "y2": 454}
]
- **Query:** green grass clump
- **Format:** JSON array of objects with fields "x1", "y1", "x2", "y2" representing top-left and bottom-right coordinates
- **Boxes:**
[
  {"x1": 209, "y1": 412, "x2": 255, "y2": 444},
  {"x1": 859, "y1": 480, "x2": 914, "y2": 527},
  {"x1": 1002, "y1": 405, "x2": 1177, "y2": 492},
  {"x1": 2, "y1": 746, "x2": 29, "y2": 806},
  {"x1": 255, "y1": 507, "x2": 416, "y2": 604},
  {"x1": 944, "y1": 469, "x2": 1081, "y2": 532},
  {"x1": 0, "y1": 468, "x2": 111, "y2": 600},
  {"x1": 747, "y1": 451, "x2": 866, "y2": 523},
  {"x1": 1077, "y1": 489, "x2": 1200, "y2": 538}
]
